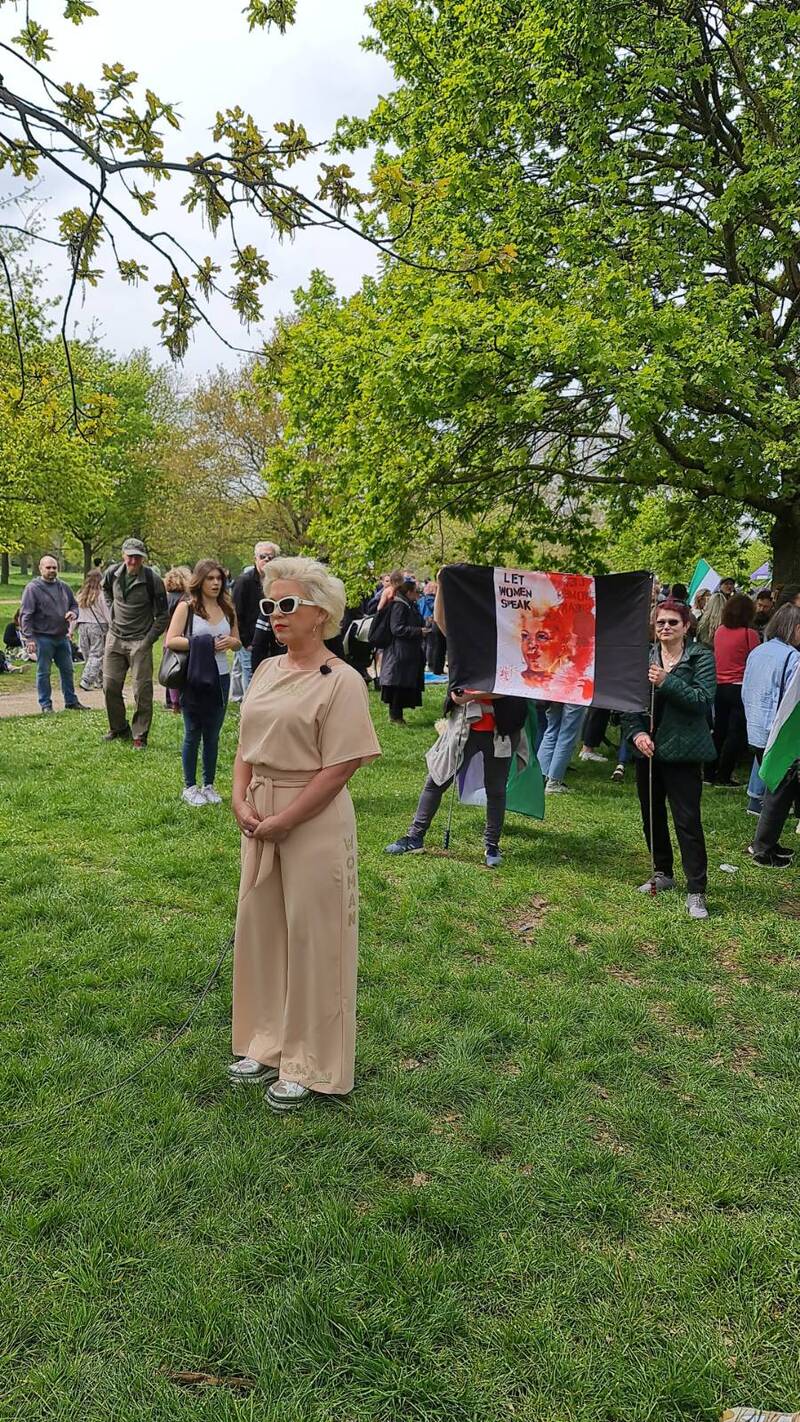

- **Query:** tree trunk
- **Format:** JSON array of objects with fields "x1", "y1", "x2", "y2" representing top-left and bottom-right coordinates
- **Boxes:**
[
  {"x1": 770, "y1": 501, "x2": 800, "y2": 587},
  {"x1": 18, "y1": 552, "x2": 29, "y2": 575},
  {"x1": 0, "y1": 552, "x2": 8, "y2": 585},
  {"x1": 82, "y1": 539, "x2": 93, "y2": 575}
]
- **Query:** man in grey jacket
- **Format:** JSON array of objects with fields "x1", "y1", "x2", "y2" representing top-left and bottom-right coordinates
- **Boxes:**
[
  {"x1": 19, "y1": 555, "x2": 87, "y2": 714},
  {"x1": 102, "y1": 538, "x2": 168, "y2": 748}
]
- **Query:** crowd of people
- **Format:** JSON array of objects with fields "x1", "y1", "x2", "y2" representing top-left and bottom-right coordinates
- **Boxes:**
[{"x1": 7, "y1": 545, "x2": 800, "y2": 1112}]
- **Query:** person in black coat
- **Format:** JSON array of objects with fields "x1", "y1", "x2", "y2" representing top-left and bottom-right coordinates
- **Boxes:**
[
  {"x1": 232, "y1": 542, "x2": 280, "y2": 692},
  {"x1": 379, "y1": 578, "x2": 427, "y2": 724}
]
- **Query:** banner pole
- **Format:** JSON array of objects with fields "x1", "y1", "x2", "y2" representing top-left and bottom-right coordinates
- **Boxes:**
[{"x1": 648, "y1": 680, "x2": 657, "y2": 895}]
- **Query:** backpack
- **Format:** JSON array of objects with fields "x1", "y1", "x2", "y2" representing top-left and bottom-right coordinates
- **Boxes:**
[
  {"x1": 104, "y1": 563, "x2": 156, "y2": 613},
  {"x1": 366, "y1": 602, "x2": 394, "y2": 650},
  {"x1": 342, "y1": 617, "x2": 375, "y2": 669}
]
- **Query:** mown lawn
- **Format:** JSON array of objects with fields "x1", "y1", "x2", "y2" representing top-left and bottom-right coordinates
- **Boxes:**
[{"x1": 2, "y1": 690, "x2": 800, "y2": 1422}]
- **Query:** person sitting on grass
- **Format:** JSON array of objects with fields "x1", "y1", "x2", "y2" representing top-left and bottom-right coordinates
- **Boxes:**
[{"x1": 4, "y1": 610, "x2": 31, "y2": 660}]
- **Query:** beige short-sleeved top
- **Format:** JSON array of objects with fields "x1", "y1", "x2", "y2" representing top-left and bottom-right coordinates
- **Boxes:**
[{"x1": 239, "y1": 656, "x2": 382, "y2": 772}]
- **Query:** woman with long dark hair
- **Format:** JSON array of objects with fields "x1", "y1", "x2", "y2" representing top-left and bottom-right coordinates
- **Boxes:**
[
  {"x1": 165, "y1": 559, "x2": 241, "y2": 806},
  {"x1": 623, "y1": 598, "x2": 717, "y2": 919},
  {"x1": 709, "y1": 593, "x2": 759, "y2": 786}
]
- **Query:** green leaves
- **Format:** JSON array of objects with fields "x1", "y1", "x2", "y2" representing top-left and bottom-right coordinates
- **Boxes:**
[
  {"x1": 12, "y1": 20, "x2": 53, "y2": 61},
  {"x1": 260, "y1": 0, "x2": 800, "y2": 576},
  {"x1": 58, "y1": 207, "x2": 105, "y2": 285},
  {"x1": 231, "y1": 246, "x2": 271, "y2": 324},
  {"x1": 244, "y1": 0, "x2": 297, "y2": 33},
  {"x1": 63, "y1": 0, "x2": 99, "y2": 21},
  {"x1": 153, "y1": 273, "x2": 197, "y2": 361}
]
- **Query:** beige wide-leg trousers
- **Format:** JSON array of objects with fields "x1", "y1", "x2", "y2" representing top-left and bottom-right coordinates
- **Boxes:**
[{"x1": 232, "y1": 769, "x2": 359, "y2": 1095}]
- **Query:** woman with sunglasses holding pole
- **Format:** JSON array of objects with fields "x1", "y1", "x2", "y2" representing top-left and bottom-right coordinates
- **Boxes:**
[
  {"x1": 623, "y1": 598, "x2": 717, "y2": 919},
  {"x1": 229, "y1": 557, "x2": 381, "y2": 1112}
]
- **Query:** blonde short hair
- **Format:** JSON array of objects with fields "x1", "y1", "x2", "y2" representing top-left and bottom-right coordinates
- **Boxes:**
[
  {"x1": 164, "y1": 565, "x2": 191, "y2": 593},
  {"x1": 262, "y1": 556, "x2": 346, "y2": 640}
]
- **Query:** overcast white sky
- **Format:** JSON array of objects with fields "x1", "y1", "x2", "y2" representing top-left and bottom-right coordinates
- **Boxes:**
[{"x1": 2, "y1": 0, "x2": 392, "y2": 375}]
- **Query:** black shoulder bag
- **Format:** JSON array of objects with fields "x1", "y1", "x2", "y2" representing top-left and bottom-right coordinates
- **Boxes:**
[{"x1": 158, "y1": 607, "x2": 194, "y2": 690}]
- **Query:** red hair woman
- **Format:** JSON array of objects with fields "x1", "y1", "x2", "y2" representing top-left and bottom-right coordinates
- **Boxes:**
[{"x1": 622, "y1": 599, "x2": 717, "y2": 919}]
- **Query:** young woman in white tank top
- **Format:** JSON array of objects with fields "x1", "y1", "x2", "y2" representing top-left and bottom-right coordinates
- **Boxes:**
[{"x1": 165, "y1": 559, "x2": 241, "y2": 806}]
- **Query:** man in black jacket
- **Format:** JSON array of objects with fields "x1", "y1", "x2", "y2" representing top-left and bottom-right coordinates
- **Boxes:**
[{"x1": 232, "y1": 541, "x2": 280, "y2": 696}]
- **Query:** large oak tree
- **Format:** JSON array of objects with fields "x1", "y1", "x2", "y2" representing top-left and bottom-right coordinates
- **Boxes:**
[{"x1": 270, "y1": 0, "x2": 800, "y2": 583}]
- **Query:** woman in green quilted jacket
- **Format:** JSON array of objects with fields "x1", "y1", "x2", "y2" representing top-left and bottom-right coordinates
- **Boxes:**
[{"x1": 623, "y1": 599, "x2": 717, "y2": 920}]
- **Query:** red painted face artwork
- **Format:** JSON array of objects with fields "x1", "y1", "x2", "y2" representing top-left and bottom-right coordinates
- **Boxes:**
[{"x1": 495, "y1": 570, "x2": 597, "y2": 704}]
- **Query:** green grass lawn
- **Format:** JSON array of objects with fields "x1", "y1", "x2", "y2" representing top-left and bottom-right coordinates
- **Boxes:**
[{"x1": 2, "y1": 691, "x2": 800, "y2": 1421}]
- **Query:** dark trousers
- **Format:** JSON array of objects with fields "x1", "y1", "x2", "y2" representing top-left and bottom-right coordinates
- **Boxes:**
[
  {"x1": 711, "y1": 683, "x2": 747, "y2": 783},
  {"x1": 181, "y1": 674, "x2": 230, "y2": 787},
  {"x1": 426, "y1": 623, "x2": 447, "y2": 675},
  {"x1": 583, "y1": 706, "x2": 610, "y2": 749},
  {"x1": 752, "y1": 765, "x2": 799, "y2": 857},
  {"x1": 635, "y1": 758, "x2": 708, "y2": 892},
  {"x1": 410, "y1": 729, "x2": 510, "y2": 847},
  {"x1": 386, "y1": 687, "x2": 411, "y2": 721}
]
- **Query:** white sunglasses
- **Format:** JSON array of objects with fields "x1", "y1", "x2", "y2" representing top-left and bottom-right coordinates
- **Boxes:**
[{"x1": 260, "y1": 596, "x2": 319, "y2": 616}]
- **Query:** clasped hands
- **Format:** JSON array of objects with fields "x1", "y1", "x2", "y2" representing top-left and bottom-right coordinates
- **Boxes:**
[{"x1": 232, "y1": 800, "x2": 289, "y2": 843}]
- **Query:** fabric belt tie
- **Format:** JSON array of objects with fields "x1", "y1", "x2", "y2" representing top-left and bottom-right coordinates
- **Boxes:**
[{"x1": 241, "y1": 770, "x2": 316, "y2": 888}]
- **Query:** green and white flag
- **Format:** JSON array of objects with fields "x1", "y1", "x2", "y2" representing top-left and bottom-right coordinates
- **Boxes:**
[
  {"x1": 687, "y1": 558, "x2": 721, "y2": 602},
  {"x1": 760, "y1": 663, "x2": 800, "y2": 791}
]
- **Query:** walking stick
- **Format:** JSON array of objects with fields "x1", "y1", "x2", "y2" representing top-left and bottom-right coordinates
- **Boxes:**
[
  {"x1": 648, "y1": 680, "x2": 657, "y2": 895},
  {"x1": 443, "y1": 705, "x2": 468, "y2": 850}
]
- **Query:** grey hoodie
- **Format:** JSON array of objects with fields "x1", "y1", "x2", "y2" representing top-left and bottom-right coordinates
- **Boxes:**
[{"x1": 19, "y1": 577, "x2": 78, "y2": 640}]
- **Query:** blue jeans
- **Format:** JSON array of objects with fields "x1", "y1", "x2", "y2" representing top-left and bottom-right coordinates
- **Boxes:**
[
  {"x1": 35, "y1": 635, "x2": 78, "y2": 709},
  {"x1": 747, "y1": 753, "x2": 766, "y2": 814},
  {"x1": 181, "y1": 674, "x2": 230, "y2": 787},
  {"x1": 238, "y1": 647, "x2": 253, "y2": 691},
  {"x1": 537, "y1": 702, "x2": 586, "y2": 783},
  {"x1": 534, "y1": 703, "x2": 548, "y2": 753}
]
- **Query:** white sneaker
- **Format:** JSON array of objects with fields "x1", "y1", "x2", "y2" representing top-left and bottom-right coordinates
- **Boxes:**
[
  {"x1": 202, "y1": 785, "x2": 222, "y2": 804},
  {"x1": 579, "y1": 748, "x2": 608, "y2": 763},
  {"x1": 545, "y1": 778, "x2": 570, "y2": 793},
  {"x1": 686, "y1": 892, "x2": 709, "y2": 920},
  {"x1": 266, "y1": 1078, "x2": 313, "y2": 1112},
  {"x1": 227, "y1": 1057, "x2": 278, "y2": 1084},
  {"x1": 181, "y1": 786, "x2": 207, "y2": 807}
]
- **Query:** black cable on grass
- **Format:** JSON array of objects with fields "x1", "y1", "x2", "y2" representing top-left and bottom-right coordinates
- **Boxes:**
[{"x1": 0, "y1": 932, "x2": 233, "y2": 1132}]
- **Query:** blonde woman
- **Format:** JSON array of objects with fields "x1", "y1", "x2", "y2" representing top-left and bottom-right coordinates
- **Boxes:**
[
  {"x1": 696, "y1": 589, "x2": 727, "y2": 647},
  {"x1": 76, "y1": 569, "x2": 110, "y2": 690},
  {"x1": 163, "y1": 566, "x2": 191, "y2": 711},
  {"x1": 230, "y1": 557, "x2": 381, "y2": 1111}
]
